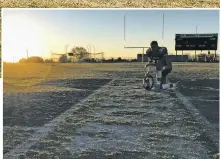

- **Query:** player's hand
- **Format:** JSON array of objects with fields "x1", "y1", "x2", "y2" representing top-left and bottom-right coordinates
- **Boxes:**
[{"x1": 161, "y1": 66, "x2": 166, "y2": 71}]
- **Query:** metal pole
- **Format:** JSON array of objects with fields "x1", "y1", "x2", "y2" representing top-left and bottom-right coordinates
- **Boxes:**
[
  {"x1": 92, "y1": 45, "x2": 95, "y2": 59},
  {"x1": 86, "y1": 45, "x2": 89, "y2": 53},
  {"x1": 26, "y1": 49, "x2": 28, "y2": 59},
  {"x1": 64, "y1": 45, "x2": 66, "y2": 53},
  {"x1": 88, "y1": 45, "x2": 91, "y2": 62},
  {"x1": 101, "y1": 52, "x2": 104, "y2": 63},
  {"x1": 195, "y1": 50, "x2": 196, "y2": 61},
  {"x1": 88, "y1": 45, "x2": 91, "y2": 53},
  {"x1": 142, "y1": 48, "x2": 144, "y2": 63},
  {"x1": 124, "y1": 14, "x2": 126, "y2": 47},
  {"x1": 71, "y1": 45, "x2": 75, "y2": 52},
  {"x1": 162, "y1": 13, "x2": 164, "y2": 47},
  {"x1": 65, "y1": 44, "x2": 69, "y2": 63},
  {"x1": 195, "y1": 26, "x2": 198, "y2": 62},
  {"x1": 215, "y1": 50, "x2": 216, "y2": 62},
  {"x1": 176, "y1": 50, "x2": 177, "y2": 61},
  {"x1": 66, "y1": 44, "x2": 69, "y2": 53},
  {"x1": 182, "y1": 50, "x2": 183, "y2": 62}
]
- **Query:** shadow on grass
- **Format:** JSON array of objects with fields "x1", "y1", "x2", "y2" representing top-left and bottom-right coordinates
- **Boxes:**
[{"x1": 4, "y1": 78, "x2": 112, "y2": 127}]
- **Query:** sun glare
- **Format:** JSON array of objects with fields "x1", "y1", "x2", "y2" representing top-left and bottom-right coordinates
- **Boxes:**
[{"x1": 3, "y1": 13, "x2": 47, "y2": 62}]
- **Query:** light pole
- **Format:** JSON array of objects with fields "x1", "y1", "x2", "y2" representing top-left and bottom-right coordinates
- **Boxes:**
[
  {"x1": 142, "y1": 48, "x2": 144, "y2": 63},
  {"x1": 70, "y1": 45, "x2": 75, "y2": 52},
  {"x1": 101, "y1": 52, "x2": 104, "y2": 63},
  {"x1": 64, "y1": 44, "x2": 69, "y2": 63},
  {"x1": 88, "y1": 45, "x2": 92, "y2": 61},
  {"x1": 65, "y1": 44, "x2": 69, "y2": 53},
  {"x1": 26, "y1": 48, "x2": 29, "y2": 59},
  {"x1": 92, "y1": 45, "x2": 95, "y2": 59},
  {"x1": 87, "y1": 45, "x2": 91, "y2": 53},
  {"x1": 86, "y1": 45, "x2": 89, "y2": 52}
]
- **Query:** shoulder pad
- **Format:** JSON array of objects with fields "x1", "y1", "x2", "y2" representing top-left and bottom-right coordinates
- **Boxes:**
[{"x1": 146, "y1": 48, "x2": 152, "y2": 57}]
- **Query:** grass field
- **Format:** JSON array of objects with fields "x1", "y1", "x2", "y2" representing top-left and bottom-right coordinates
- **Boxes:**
[
  {"x1": 1, "y1": 0, "x2": 219, "y2": 8},
  {"x1": 4, "y1": 62, "x2": 218, "y2": 93},
  {"x1": 3, "y1": 62, "x2": 219, "y2": 158},
  {"x1": 4, "y1": 63, "x2": 141, "y2": 93}
]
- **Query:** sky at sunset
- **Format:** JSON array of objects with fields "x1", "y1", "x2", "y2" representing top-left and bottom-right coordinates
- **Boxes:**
[{"x1": 2, "y1": 9, "x2": 219, "y2": 62}]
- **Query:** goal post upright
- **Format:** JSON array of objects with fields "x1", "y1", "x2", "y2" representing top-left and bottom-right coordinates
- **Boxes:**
[
  {"x1": 123, "y1": 13, "x2": 165, "y2": 63},
  {"x1": 123, "y1": 13, "x2": 149, "y2": 63},
  {"x1": 93, "y1": 52, "x2": 104, "y2": 63}
]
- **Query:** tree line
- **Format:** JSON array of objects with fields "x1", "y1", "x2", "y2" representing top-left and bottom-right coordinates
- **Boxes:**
[
  {"x1": 17, "y1": 46, "x2": 137, "y2": 63},
  {"x1": 18, "y1": 56, "x2": 137, "y2": 63}
]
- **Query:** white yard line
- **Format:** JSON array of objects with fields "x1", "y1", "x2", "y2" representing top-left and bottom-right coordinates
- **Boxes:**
[
  {"x1": 4, "y1": 79, "x2": 116, "y2": 159},
  {"x1": 187, "y1": 97, "x2": 219, "y2": 102},
  {"x1": 4, "y1": 77, "x2": 219, "y2": 158},
  {"x1": 3, "y1": 126, "x2": 41, "y2": 133},
  {"x1": 169, "y1": 80, "x2": 219, "y2": 149}
]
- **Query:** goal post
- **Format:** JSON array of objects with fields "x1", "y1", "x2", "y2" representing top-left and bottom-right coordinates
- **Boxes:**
[
  {"x1": 123, "y1": 13, "x2": 164, "y2": 62},
  {"x1": 51, "y1": 52, "x2": 67, "y2": 63},
  {"x1": 92, "y1": 52, "x2": 104, "y2": 63}
]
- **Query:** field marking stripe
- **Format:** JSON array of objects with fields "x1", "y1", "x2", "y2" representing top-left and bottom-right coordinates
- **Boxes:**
[
  {"x1": 4, "y1": 79, "x2": 116, "y2": 159},
  {"x1": 186, "y1": 97, "x2": 219, "y2": 102},
  {"x1": 170, "y1": 80, "x2": 219, "y2": 149},
  {"x1": 3, "y1": 126, "x2": 41, "y2": 134}
]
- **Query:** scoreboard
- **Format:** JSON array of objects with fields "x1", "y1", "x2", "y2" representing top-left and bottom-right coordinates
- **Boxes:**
[{"x1": 175, "y1": 34, "x2": 218, "y2": 51}]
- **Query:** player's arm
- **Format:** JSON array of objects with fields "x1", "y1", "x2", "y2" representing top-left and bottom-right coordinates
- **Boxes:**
[
  {"x1": 146, "y1": 48, "x2": 153, "y2": 63},
  {"x1": 160, "y1": 47, "x2": 172, "y2": 71},
  {"x1": 162, "y1": 56, "x2": 172, "y2": 71},
  {"x1": 145, "y1": 48, "x2": 154, "y2": 68}
]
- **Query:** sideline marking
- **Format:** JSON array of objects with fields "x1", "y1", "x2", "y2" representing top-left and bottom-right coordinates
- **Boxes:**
[
  {"x1": 169, "y1": 80, "x2": 219, "y2": 149},
  {"x1": 4, "y1": 79, "x2": 115, "y2": 159}
]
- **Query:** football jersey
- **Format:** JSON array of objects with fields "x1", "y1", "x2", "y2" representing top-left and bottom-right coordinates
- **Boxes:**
[
  {"x1": 146, "y1": 47, "x2": 172, "y2": 71},
  {"x1": 146, "y1": 47, "x2": 168, "y2": 60}
]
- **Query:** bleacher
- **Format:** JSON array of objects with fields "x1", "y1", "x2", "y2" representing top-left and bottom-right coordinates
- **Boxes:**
[{"x1": 137, "y1": 54, "x2": 188, "y2": 62}]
